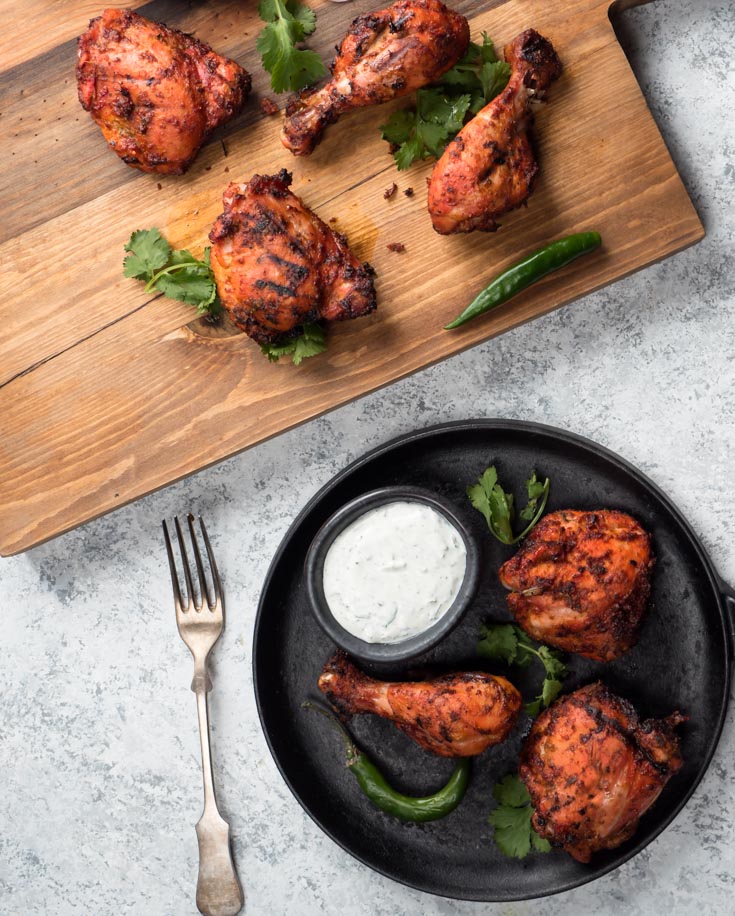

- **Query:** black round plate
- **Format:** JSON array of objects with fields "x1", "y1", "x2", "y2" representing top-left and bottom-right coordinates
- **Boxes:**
[{"x1": 252, "y1": 420, "x2": 734, "y2": 901}]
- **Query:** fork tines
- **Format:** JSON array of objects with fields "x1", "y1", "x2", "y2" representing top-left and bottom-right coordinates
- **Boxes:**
[{"x1": 163, "y1": 514, "x2": 222, "y2": 613}]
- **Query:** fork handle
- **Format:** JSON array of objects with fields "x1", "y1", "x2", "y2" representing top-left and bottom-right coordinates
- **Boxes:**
[{"x1": 193, "y1": 687, "x2": 243, "y2": 916}]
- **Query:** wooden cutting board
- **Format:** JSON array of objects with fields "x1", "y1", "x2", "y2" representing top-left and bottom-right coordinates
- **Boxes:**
[{"x1": 0, "y1": 0, "x2": 702, "y2": 556}]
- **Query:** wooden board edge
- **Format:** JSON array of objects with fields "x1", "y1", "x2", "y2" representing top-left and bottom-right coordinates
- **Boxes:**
[{"x1": 0, "y1": 220, "x2": 704, "y2": 558}]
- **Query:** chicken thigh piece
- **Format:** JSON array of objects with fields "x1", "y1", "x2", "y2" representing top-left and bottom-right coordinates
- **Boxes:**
[
  {"x1": 499, "y1": 510, "x2": 654, "y2": 662},
  {"x1": 77, "y1": 8, "x2": 251, "y2": 174},
  {"x1": 318, "y1": 652, "x2": 521, "y2": 757},
  {"x1": 520, "y1": 683, "x2": 685, "y2": 862},
  {"x1": 281, "y1": 0, "x2": 470, "y2": 156},
  {"x1": 208, "y1": 170, "x2": 377, "y2": 345},
  {"x1": 428, "y1": 29, "x2": 562, "y2": 234}
]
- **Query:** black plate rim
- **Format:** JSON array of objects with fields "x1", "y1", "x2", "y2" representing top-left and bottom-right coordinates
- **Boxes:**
[{"x1": 252, "y1": 418, "x2": 733, "y2": 901}]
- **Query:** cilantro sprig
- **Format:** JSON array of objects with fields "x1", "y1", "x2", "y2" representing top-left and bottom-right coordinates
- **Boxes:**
[
  {"x1": 380, "y1": 34, "x2": 511, "y2": 170},
  {"x1": 260, "y1": 322, "x2": 327, "y2": 365},
  {"x1": 123, "y1": 229, "x2": 326, "y2": 366},
  {"x1": 488, "y1": 774, "x2": 551, "y2": 858},
  {"x1": 123, "y1": 229, "x2": 220, "y2": 315},
  {"x1": 477, "y1": 623, "x2": 568, "y2": 717},
  {"x1": 256, "y1": 0, "x2": 327, "y2": 94},
  {"x1": 467, "y1": 467, "x2": 550, "y2": 545}
]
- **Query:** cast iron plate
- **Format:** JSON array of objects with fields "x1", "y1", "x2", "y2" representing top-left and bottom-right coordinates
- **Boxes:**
[{"x1": 252, "y1": 420, "x2": 734, "y2": 901}]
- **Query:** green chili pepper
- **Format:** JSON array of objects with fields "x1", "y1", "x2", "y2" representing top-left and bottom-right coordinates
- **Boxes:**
[
  {"x1": 444, "y1": 231, "x2": 602, "y2": 330},
  {"x1": 304, "y1": 702, "x2": 471, "y2": 822}
]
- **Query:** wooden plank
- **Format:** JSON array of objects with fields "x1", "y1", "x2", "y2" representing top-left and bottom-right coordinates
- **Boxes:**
[
  {"x1": 0, "y1": 0, "x2": 612, "y2": 385},
  {"x1": 0, "y1": 0, "x2": 703, "y2": 554}
]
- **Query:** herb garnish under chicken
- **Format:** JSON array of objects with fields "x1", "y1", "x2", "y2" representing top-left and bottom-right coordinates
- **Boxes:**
[
  {"x1": 428, "y1": 29, "x2": 562, "y2": 234},
  {"x1": 499, "y1": 509, "x2": 654, "y2": 662},
  {"x1": 318, "y1": 651, "x2": 521, "y2": 757},
  {"x1": 77, "y1": 9, "x2": 251, "y2": 175},
  {"x1": 208, "y1": 170, "x2": 377, "y2": 347},
  {"x1": 519, "y1": 683, "x2": 685, "y2": 862},
  {"x1": 281, "y1": 0, "x2": 470, "y2": 156}
]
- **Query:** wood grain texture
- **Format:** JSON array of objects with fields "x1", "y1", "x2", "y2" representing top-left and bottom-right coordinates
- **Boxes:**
[{"x1": 0, "y1": 0, "x2": 702, "y2": 555}]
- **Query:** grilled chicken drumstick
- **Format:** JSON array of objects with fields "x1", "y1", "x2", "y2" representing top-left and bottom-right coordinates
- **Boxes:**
[
  {"x1": 209, "y1": 170, "x2": 377, "y2": 344},
  {"x1": 281, "y1": 0, "x2": 470, "y2": 156},
  {"x1": 318, "y1": 651, "x2": 521, "y2": 757},
  {"x1": 499, "y1": 509, "x2": 654, "y2": 662},
  {"x1": 520, "y1": 683, "x2": 685, "y2": 862},
  {"x1": 428, "y1": 29, "x2": 562, "y2": 234},
  {"x1": 77, "y1": 8, "x2": 251, "y2": 175}
]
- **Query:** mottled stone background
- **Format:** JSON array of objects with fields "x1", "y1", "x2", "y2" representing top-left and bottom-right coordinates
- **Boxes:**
[{"x1": 3, "y1": 0, "x2": 734, "y2": 913}]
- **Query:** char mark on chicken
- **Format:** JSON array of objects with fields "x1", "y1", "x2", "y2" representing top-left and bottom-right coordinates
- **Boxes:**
[{"x1": 208, "y1": 171, "x2": 376, "y2": 345}]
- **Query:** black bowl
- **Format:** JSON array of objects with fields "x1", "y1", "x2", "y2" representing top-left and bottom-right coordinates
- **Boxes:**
[{"x1": 304, "y1": 485, "x2": 480, "y2": 664}]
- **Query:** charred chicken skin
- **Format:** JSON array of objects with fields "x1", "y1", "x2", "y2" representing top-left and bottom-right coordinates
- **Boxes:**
[
  {"x1": 77, "y1": 8, "x2": 251, "y2": 174},
  {"x1": 428, "y1": 29, "x2": 562, "y2": 234},
  {"x1": 281, "y1": 0, "x2": 470, "y2": 156},
  {"x1": 318, "y1": 652, "x2": 521, "y2": 757},
  {"x1": 499, "y1": 509, "x2": 654, "y2": 662},
  {"x1": 520, "y1": 683, "x2": 685, "y2": 862},
  {"x1": 208, "y1": 170, "x2": 376, "y2": 344}
]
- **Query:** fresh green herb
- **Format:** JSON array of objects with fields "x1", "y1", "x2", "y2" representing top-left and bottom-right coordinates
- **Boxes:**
[
  {"x1": 477, "y1": 622, "x2": 568, "y2": 717},
  {"x1": 123, "y1": 228, "x2": 221, "y2": 316},
  {"x1": 488, "y1": 774, "x2": 551, "y2": 858},
  {"x1": 380, "y1": 34, "x2": 511, "y2": 170},
  {"x1": 256, "y1": 0, "x2": 327, "y2": 93},
  {"x1": 467, "y1": 466, "x2": 550, "y2": 545},
  {"x1": 260, "y1": 322, "x2": 327, "y2": 366}
]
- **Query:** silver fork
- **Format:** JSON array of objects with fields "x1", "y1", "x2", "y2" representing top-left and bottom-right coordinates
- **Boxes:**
[{"x1": 163, "y1": 514, "x2": 243, "y2": 916}]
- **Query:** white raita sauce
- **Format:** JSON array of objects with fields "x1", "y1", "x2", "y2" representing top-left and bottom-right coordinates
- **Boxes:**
[{"x1": 322, "y1": 501, "x2": 467, "y2": 644}]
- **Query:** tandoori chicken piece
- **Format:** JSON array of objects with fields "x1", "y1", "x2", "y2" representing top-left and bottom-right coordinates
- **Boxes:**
[
  {"x1": 520, "y1": 683, "x2": 685, "y2": 862},
  {"x1": 499, "y1": 509, "x2": 654, "y2": 662},
  {"x1": 428, "y1": 29, "x2": 562, "y2": 234},
  {"x1": 318, "y1": 651, "x2": 521, "y2": 757},
  {"x1": 77, "y1": 8, "x2": 251, "y2": 174},
  {"x1": 208, "y1": 170, "x2": 377, "y2": 345},
  {"x1": 281, "y1": 0, "x2": 470, "y2": 156}
]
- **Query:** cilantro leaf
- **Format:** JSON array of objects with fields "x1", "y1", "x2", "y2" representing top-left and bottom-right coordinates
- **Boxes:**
[
  {"x1": 123, "y1": 229, "x2": 221, "y2": 317},
  {"x1": 467, "y1": 465, "x2": 549, "y2": 544},
  {"x1": 519, "y1": 471, "x2": 550, "y2": 522},
  {"x1": 477, "y1": 622, "x2": 567, "y2": 717},
  {"x1": 257, "y1": 0, "x2": 326, "y2": 93},
  {"x1": 260, "y1": 322, "x2": 327, "y2": 366},
  {"x1": 379, "y1": 32, "x2": 511, "y2": 169},
  {"x1": 123, "y1": 228, "x2": 171, "y2": 280},
  {"x1": 489, "y1": 774, "x2": 550, "y2": 859},
  {"x1": 493, "y1": 773, "x2": 530, "y2": 808},
  {"x1": 380, "y1": 90, "x2": 472, "y2": 171},
  {"x1": 476, "y1": 622, "x2": 521, "y2": 666},
  {"x1": 466, "y1": 465, "x2": 514, "y2": 543}
]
